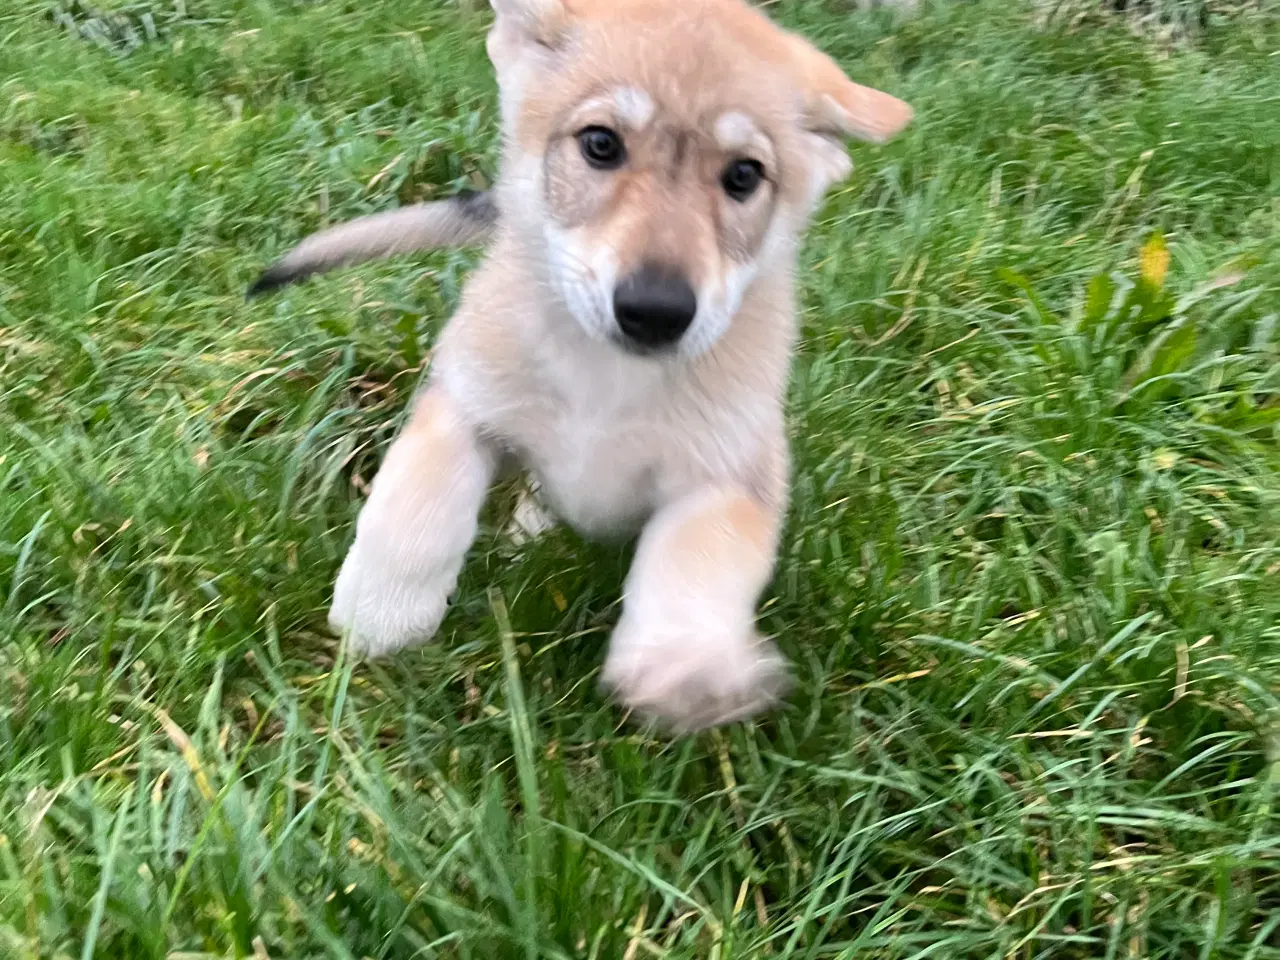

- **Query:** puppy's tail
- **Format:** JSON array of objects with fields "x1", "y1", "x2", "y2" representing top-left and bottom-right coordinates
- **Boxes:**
[{"x1": 246, "y1": 189, "x2": 498, "y2": 297}]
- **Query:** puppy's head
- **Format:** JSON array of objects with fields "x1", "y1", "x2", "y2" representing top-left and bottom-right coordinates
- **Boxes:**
[{"x1": 489, "y1": 0, "x2": 912, "y2": 358}]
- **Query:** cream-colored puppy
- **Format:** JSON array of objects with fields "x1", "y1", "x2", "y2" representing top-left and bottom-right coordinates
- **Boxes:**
[{"x1": 253, "y1": 0, "x2": 912, "y2": 731}]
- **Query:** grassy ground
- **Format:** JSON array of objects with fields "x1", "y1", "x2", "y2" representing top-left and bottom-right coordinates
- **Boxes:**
[{"x1": 2, "y1": 0, "x2": 1279, "y2": 956}]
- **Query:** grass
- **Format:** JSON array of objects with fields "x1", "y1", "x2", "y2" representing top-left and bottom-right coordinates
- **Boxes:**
[{"x1": 2, "y1": 0, "x2": 1279, "y2": 956}]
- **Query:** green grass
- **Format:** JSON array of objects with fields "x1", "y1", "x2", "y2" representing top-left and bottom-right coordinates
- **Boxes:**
[{"x1": 2, "y1": 0, "x2": 1279, "y2": 956}]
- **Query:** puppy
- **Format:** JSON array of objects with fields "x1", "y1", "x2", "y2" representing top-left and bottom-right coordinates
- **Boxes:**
[{"x1": 252, "y1": 0, "x2": 913, "y2": 731}]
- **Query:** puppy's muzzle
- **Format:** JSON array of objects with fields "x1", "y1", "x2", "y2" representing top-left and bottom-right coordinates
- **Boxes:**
[{"x1": 613, "y1": 263, "x2": 697, "y2": 350}]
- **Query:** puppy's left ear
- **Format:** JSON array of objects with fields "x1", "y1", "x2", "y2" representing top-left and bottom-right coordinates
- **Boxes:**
[{"x1": 791, "y1": 38, "x2": 913, "y2": 188}]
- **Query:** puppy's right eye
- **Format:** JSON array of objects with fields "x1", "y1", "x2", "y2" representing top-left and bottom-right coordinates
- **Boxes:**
[{"x1": 578, "y1": 126, "x2": 626, "y2": 169}]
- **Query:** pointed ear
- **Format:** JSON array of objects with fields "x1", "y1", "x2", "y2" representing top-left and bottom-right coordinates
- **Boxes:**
[
  {"x1": 787, "y1": 40, "x2": 912, "y2": 199},
  {"x1": 792, "y1": 39, "x2": 913, "y2": 145},
  {"x1": 486, "y1": 0, "x2": 568, "y2": 113},
  {"x1": 488, "y1": 0, "x2": 567, "y2": 48},
  {"x1": 810, "y1": 85, "x2": 913, "y2": 145}
]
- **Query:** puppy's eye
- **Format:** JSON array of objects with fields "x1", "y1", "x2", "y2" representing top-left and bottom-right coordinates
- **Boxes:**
[
  {"x1": 578, "y1": 126, "x2": 626, "y2": 169},
  {"x1": 721, "y1": 158, "x2": 765, "y2": 201}
]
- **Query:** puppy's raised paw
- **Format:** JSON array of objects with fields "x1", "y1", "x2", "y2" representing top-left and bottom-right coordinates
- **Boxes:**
[
  {"x1": 601, "y1": 616, "x2": 791, "y2": 733},
  {"x1": 329, "y1": 541, "x2": 454, "y2": 658}
]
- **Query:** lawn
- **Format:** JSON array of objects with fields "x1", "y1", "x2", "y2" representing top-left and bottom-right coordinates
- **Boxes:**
[{"x1": 2, "y1": 0, "x2": 1278, "y2": 956}]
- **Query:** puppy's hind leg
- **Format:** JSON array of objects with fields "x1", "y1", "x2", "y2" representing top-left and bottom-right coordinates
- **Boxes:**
[
  {"x1": 601, "y1": 488, "x2": 792, "y2": 732},
  {"x1": 330, "y1": 387, "x2": 496, "y2": 657}
]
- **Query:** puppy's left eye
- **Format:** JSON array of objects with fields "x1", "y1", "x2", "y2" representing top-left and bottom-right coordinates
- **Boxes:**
[{"x1": 721, "y1": 159, "x2": 765, "y2": 201}]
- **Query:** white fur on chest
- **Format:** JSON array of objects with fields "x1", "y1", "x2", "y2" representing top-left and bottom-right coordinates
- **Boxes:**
[
  {"x1": 440, "y1": 327, "x2": 752, "y2": 538},
  {"x1": 514, "y1": 340, "x2": 670, "y2": 536},
  {"x1": 532, "y1": 419, "x2": 656, "y2": 537}
]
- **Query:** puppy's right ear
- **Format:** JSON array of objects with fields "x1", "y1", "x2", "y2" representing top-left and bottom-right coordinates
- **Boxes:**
[
  {"x1": 489, "y1": 0, "x2": 567, "y2": 48},
  {"x1": 486, "y1": 0, "x2": 567, "y2": 113}
]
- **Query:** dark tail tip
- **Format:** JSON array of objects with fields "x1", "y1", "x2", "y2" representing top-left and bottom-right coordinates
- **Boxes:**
[
  {"x1": 455, "y1": 188, "x2": 500, "y2": 227},
  {"x1": 245, "y1": 264, "x2": 302, "y2": 299}
]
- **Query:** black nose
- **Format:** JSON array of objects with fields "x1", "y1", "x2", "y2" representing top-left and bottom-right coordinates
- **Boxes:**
[{"x1": 612, "y1": 263, "x2": 697, "y2": 349}]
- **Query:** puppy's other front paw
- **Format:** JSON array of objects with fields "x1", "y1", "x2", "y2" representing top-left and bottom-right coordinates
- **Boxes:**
[
  {"x1": 601, "y1": 616, "x2": 791, "y2": 732},
  {"x1": 328, "y1": 541, "x2": 454, "y2": 658}
]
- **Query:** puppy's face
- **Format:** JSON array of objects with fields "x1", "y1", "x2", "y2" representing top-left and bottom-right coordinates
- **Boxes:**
[
  {"x1": 538, "y1": 86, "x2": 786, "y2": 358},
  {"x1": 489, "y1": 0, "x2": 912, "y2": 359}
]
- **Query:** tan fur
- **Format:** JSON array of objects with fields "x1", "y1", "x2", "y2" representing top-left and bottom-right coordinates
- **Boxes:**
[
  {"x1": 327, "y1": 0, "x2": 913, "y2": 730},
  {"x1": 603, "y1": 488, "x2": 788, "y2": 730},
  {"x1": 330, "y1": 389, "x2": 496, "y2": 655},
  {"x1": 247, "y1": 193, "x2": 496, "y2": 295}
]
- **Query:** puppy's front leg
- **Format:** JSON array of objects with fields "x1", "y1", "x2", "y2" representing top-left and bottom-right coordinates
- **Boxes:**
[
  {"x1": 330, "y1": 387, "x2": 496, "y2": 657},
  {"x1": 602, "y1": 488, "x2": 791, "y2": 731}
]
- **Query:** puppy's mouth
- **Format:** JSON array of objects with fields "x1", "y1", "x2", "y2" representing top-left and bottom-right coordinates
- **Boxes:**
[{"x1": 608, "y1": 330, "x2": 682, "y2": 359}]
